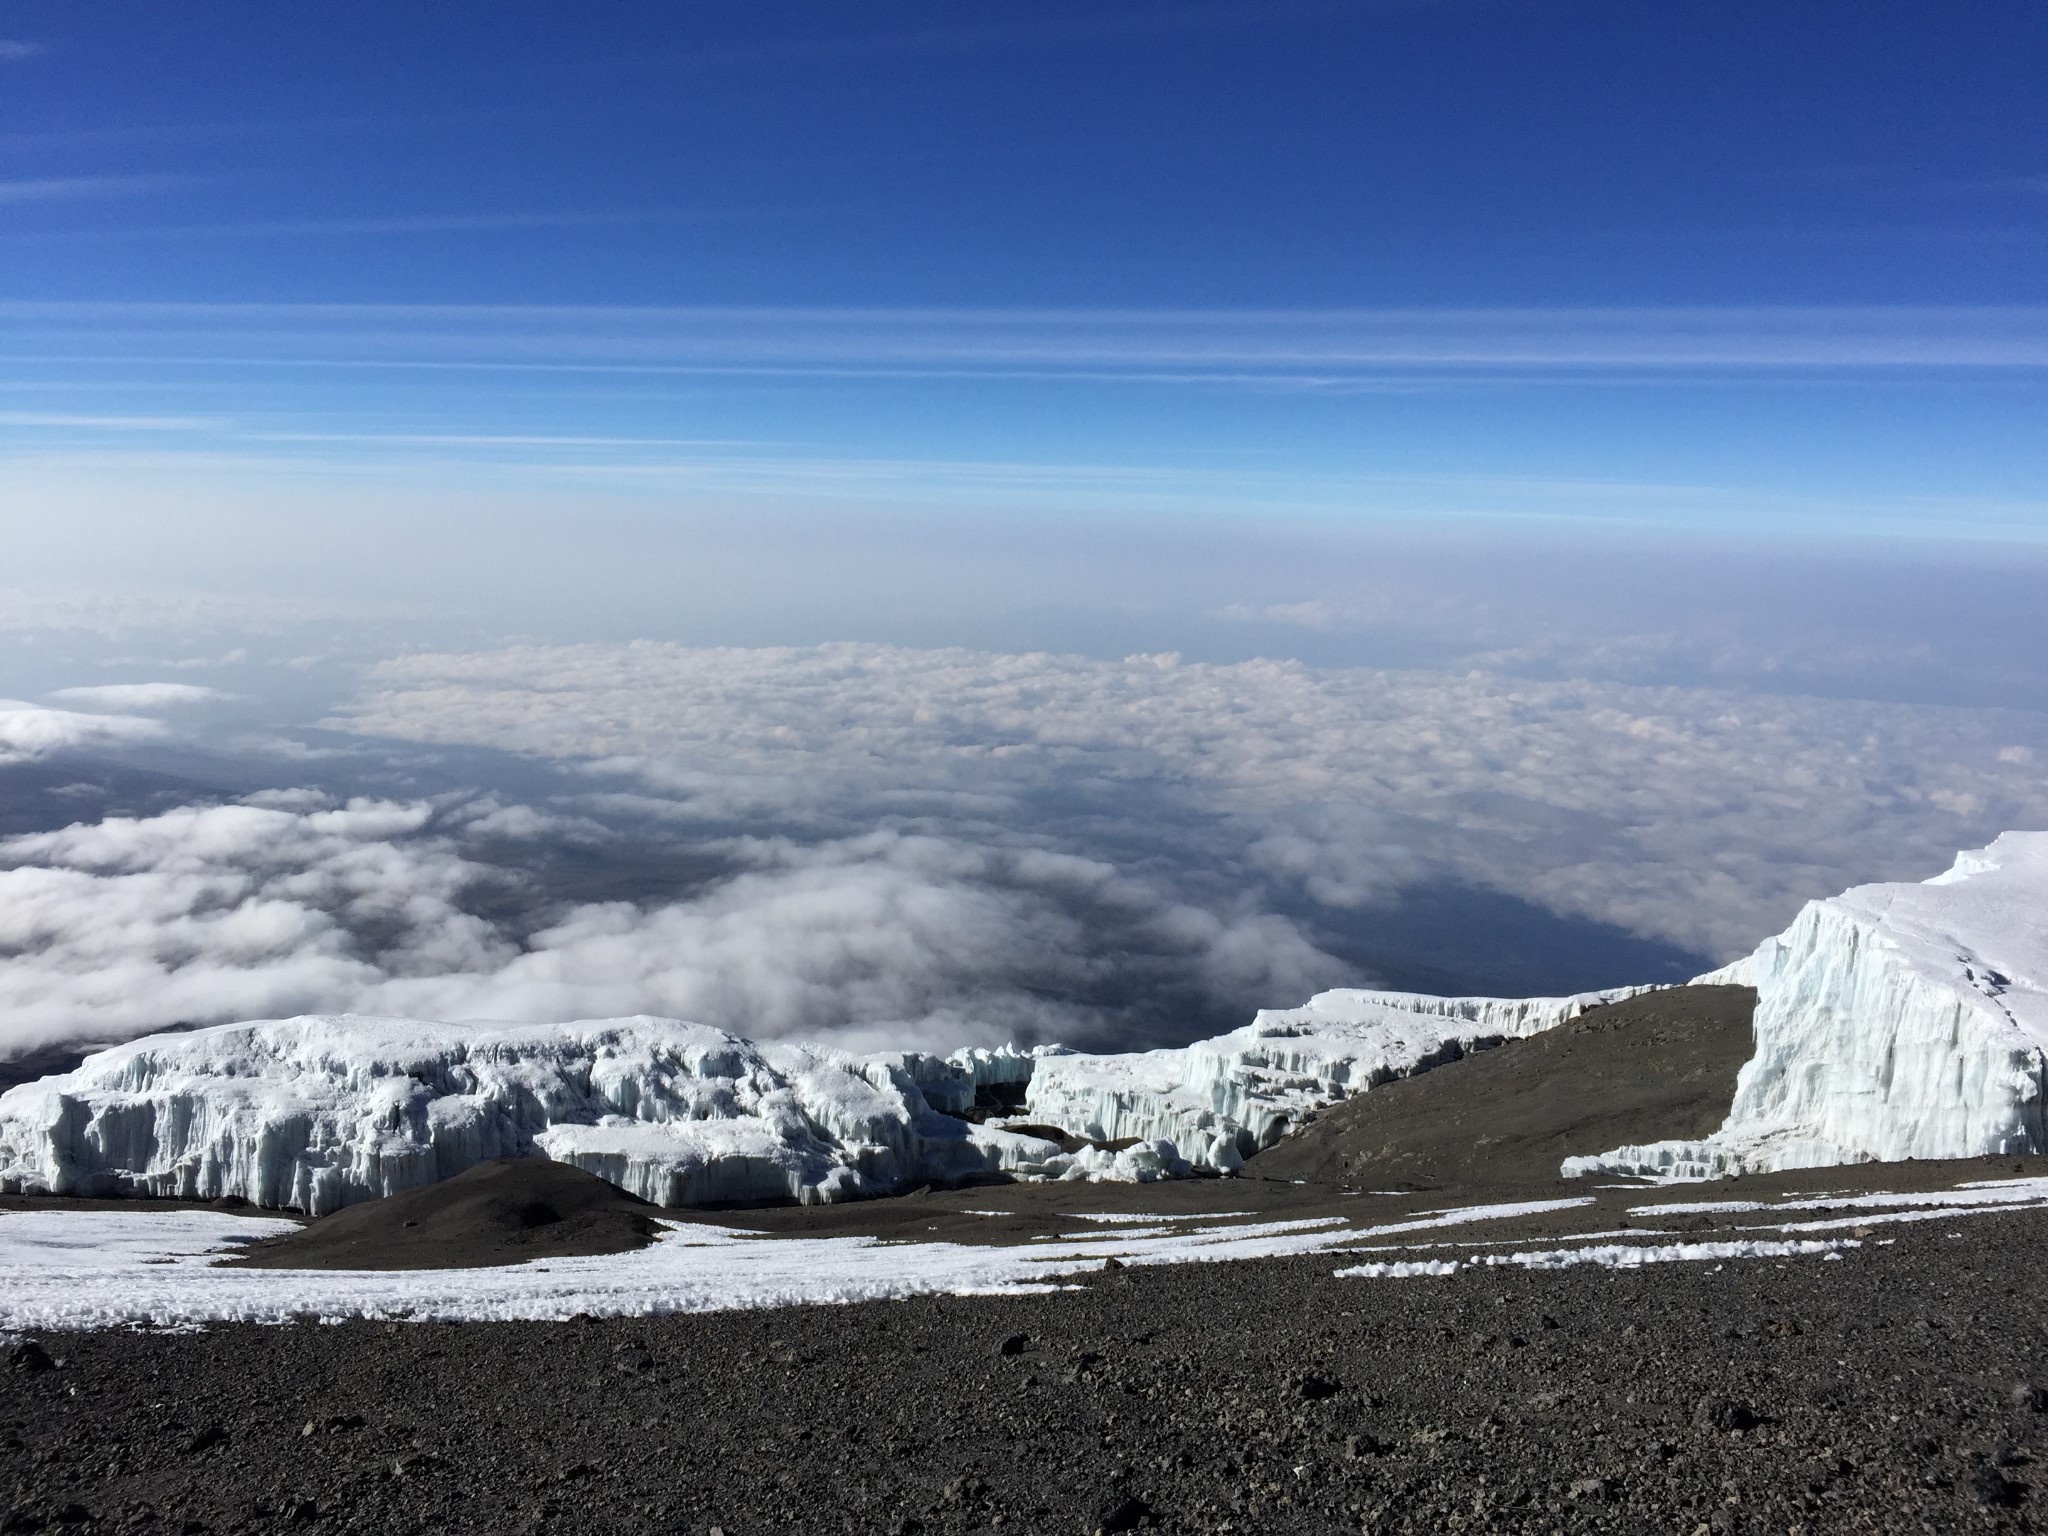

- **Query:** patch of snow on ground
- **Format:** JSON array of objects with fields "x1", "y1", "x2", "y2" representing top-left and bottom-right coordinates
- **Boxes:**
[
  {"x1": 0, "y1": 1210, "x2": 1361, "y2": 1331},
  {"x1": 1630, "y1": 1175, "x2": 2048, "y2": 1219},
  {"x1": 1071, "y1": 1210, "x2": 1257, "y2": 1224},
  {"x1": 1338, "y1": 1238, "x2": 1858, "y2": 1279}
]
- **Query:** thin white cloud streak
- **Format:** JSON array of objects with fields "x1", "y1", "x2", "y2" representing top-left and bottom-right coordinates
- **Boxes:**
[
  {"x1": 14, "y1": 443, "x2": 2041, "y2": 545},
  {"x1": 0, "y1": 175, "x2": 190, "y2": 204},
  {"x1": 0, "y1": 39, "x2": 42, "y2": 61},
  {"x1": 0, "y1": 412, "x2": 221, "y2": 431},
  {"x1": 46, "y1": 683, "x2": 236, "y2": 711},
  {"x1": 2, "y1": 207, "x2": 790, "y2": 243},
  {"x1": 8, "y1": 301, "x2": 2048, "y2": 373}
]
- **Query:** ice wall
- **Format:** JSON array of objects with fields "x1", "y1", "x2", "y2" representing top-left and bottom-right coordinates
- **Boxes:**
[
  {"x1": 1567, "y1": 831, "x2": 2048, "y2": 1180},
  {"x1": 1022, "y1": 985, "x2": 1648, "y2": 1172},
  {"x1": 0, "y1": 1016, "x2": 1120, "y2": 1215}
]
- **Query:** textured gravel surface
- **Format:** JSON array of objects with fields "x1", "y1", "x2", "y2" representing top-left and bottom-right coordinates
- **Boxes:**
[{"x1": 7, "y1": 1199, "x2": 2048, "y2": 1535}]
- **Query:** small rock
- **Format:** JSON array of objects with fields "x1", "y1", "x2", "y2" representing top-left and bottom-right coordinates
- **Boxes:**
[
  {"x1": 940, "y1": 1476, "x2": 989, "y2": 1507},
  {"x1": 2012, "y1": 1382, "x2": 2048, "y2": 1412},
  {"x1": 7, "y1": 1340, "x2": 53, "y2": 1374},
  {"x1": 183, "y1": 1424, "x2": 227, "y2": 1455},
  {"x1": 1971, "y1": 1465, "x2": 2025, "y2": 1507},
  {"x1": 1290, "y1": 1370, "x2": 1340, "y2": 1402},
  {"x1": 997, "y1": 1333, "x2": 1029, "y2": 1357},
  {"x1": 1567, "y1": 1477, "x2": 1612, "y2": 1503},
  {"x1": 1692, "y1": 1396, "x2": 1759, "y2": 1433},
  {"x1": 1094, "y1": 1495, "x2": 1151, "y2": 1535}
]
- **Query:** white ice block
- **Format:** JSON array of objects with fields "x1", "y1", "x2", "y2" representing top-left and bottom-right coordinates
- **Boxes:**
[{"x1": 1567, "y1": 831, "x2": 2048, "y2": 1180}]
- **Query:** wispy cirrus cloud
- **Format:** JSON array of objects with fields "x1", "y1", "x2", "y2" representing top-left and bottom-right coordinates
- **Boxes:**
[
  {"x1": 0, "y1": 39, "x2": 42, "y2": 62},
  {"x1": 0, "y1": 412, "x2": 222, "y2": 431},
  {"x1": 0, "y1": 174, "x2": 193, "y2": 204},
  {"x1": 2, "y1": 206, "x2": 789, "y2": 243},
  {"x1": 8, "y1": 300, "x2": 2047, "y2": 379}
]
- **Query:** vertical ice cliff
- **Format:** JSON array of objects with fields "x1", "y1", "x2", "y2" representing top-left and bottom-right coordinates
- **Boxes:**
[
  {"x1": 1567, "y1": 832, "x2": 2048, "y2": 1179},
  {"x1": 0, "y1": 1017, "x2": 1099, "y2": 1215},
  {"x1": 1021, "y1": 985, "x2": 1650, "y2": 1172}
]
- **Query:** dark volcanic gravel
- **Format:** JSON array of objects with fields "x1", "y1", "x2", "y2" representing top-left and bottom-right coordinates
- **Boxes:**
[
  {"x1": 7, "y1": 1208, "x2": 2048, "y2": 1534},
  {"x1": 230, "y1": 1159, "x2": 663, "y2": 1271}
]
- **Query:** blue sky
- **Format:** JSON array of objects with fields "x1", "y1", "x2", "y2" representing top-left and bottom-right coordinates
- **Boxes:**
[{"x1": 2, "y1": 1, "x2": 2046, "y2": 641}]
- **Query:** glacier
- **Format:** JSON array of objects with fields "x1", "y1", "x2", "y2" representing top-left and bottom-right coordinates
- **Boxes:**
[
  {"x1": 1019, "y1": 985, "x2": 1648, "y2": 1173},
  {"x1": 0, "y1": 988, "x2": 1630, "y2": 1215},
  {"x1": 1567, "y1": 831, "x2": 2048, "y2": 1180},
  {"x1": 0, "y1": 1017, "x2": 1125, "y2": 1216}
]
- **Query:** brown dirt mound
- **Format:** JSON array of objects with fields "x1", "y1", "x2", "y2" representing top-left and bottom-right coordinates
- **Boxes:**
[
  {"x1": 1245, "y1": 983, "x2": 1756, "y2": 1192},
  {"x1": 230, "y1": 1157, "x2": 665, "y2": 1271}
]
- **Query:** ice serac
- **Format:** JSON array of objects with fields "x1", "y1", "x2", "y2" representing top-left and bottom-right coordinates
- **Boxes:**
[
  {"x1": 1021, "y1": 985, "x2": 1650, "y2": 1173},
  {"x1": 0, "y1": 1016, "x2": 1097, "y2": 1216},
  {"x1": 1567, "y1": 832, "x2": 2048, "y2": 1180}
]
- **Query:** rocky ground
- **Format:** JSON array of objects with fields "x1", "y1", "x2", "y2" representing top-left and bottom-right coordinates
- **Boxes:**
[
  {"x1": 229, "y1": 1159, "x2": 665, "y2": 1272},
  {"x1": 4, "y1": 1180, "x2": 2048, "y2": 1535}
]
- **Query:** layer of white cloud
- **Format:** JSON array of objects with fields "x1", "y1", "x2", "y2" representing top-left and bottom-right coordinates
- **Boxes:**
[
  {"x1": 337, "y1": 641, "x2": 2048, "y2": 962},
  {"x1": 0, "y1": 699, "x2": 167, "y2": 763},
  {"x1": 0, "y1": 791, "x2": 1350, "y2": 1058},
  {"x1": 6, "y1": 639, "x2": 2044, "y2": 1063}
]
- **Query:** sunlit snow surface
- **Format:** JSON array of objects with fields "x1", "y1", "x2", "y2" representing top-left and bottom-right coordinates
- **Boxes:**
[{"x1": 8, "y1": 1179, "x2": 2048, "y2": 1329}]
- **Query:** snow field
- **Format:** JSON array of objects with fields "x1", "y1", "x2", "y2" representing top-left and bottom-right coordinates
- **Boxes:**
[{"x1": 15, "y1": 1179, "x2": 2042, "y2": 1329}]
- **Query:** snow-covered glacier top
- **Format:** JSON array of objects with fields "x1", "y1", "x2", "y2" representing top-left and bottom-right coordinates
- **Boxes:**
[
  {"x1": 1572, "y1": 831, "x2": 2048, "y2": 1180},
  {"x1": 1860, "y1": 831, "x2": 2047, "y2": 1039},
  {"x1": 0, "y1": 1016, "x2": 1112, "y2": 1215}
]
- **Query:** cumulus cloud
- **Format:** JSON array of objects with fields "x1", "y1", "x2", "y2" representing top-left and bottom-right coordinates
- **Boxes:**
[
  {"x1": 46, "y1": 683, "x2": 237, "y2": 711},
  {"x1": 0, "y1": 699, "x2": 168, "y2": 763},
  {"x1": 0, "y1": 792, "x2": 1352, "y2": 1059}
]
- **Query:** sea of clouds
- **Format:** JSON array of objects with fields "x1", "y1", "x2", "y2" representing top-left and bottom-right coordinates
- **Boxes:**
[{"x1": 2, "y1": 635, "x2": 2044, "y2": 1063}]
